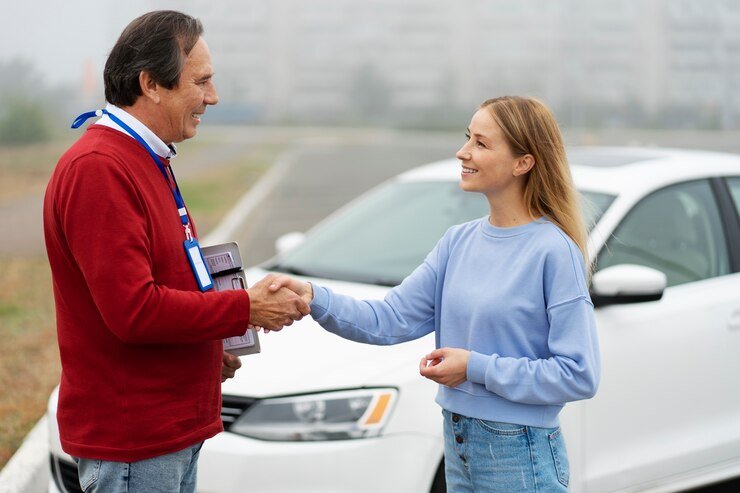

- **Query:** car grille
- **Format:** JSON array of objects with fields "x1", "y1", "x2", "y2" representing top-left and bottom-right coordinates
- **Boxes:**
[
  {"x1": 47, "y1": 395, "x2": 255, "y2": 493},
  {"x1": 50, "y1": 454, "x2": 82, "y2": 493},
  {"x1": 221, "y1": 394, "x2": 256, "y2": 430}
]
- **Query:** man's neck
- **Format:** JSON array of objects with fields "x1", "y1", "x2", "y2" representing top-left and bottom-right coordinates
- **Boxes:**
[{"x1": 121, "y1": 102, "x2": 172, "y2": 146}]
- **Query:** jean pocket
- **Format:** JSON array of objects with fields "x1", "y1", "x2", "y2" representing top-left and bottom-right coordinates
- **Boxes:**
[
  {"x1": 548, "y1": 428, "x2": 570, "y2": 487},
  {"x1": 473, "y1": 419, "x2": 526, "y2": 436},
  {"x1": 77, "y1": 459, "x2": 102, "y2": 492}
]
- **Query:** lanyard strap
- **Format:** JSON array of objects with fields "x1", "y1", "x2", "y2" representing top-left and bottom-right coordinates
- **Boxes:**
[{"x1": 72, "y1": 109, "x2": 192, "y2": 238}]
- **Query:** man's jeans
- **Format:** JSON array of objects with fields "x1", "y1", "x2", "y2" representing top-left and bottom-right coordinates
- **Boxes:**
[
  {"x1": 442, "y1": 410, "x2": 569, "y2": 492},
  {"x1": 74, "y1": 442, "x2": 204, "y2": 493}
]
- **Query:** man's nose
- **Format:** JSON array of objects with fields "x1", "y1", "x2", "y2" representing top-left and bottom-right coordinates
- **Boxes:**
[{"x1": 205, "y1": 82, "x2": 219, "y2": 105}]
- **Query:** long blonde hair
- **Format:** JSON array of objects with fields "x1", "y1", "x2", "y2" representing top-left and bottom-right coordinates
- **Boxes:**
[{"x1": 480, "y1": 96, "x2": 589, "y2": 270}]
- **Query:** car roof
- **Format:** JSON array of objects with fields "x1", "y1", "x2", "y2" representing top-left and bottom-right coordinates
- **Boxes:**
[{"x1": 397, "y1": 146, "x2": 740, "y2": 197}]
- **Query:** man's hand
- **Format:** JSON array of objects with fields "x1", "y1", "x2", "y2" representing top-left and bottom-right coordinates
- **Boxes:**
[
  {"x1": 267, "y1": 275, "x2": 313, "y2": 305},
  {"x1": 419, "y1": 347, "x2": 471, "y2": 387},
  {"x1": 246, "y1": 274, "x2": 311, "y2": 331},
  {"x1": 221, "y1": 351, "x2": 242, "y2": 383}
]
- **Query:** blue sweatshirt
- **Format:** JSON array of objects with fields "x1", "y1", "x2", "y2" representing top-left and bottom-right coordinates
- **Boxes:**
[{"x1": 309, "y1": 217, "x2": 600, "y2": 428}]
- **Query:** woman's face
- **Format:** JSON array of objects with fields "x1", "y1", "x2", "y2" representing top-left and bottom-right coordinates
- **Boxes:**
[{"x1": 455, "y1": 108, "x2": 525, "y2": 198}]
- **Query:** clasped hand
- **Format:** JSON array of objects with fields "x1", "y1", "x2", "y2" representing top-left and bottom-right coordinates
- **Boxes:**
[
  {"x1": 419, "y1": 347, "x2": 471, "y2": 387},
  {"x1": 246, "y1": 274, "x2": 312, "y2": 332}
]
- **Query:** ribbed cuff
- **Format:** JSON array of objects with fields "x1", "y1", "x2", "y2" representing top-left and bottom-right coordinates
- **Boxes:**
[
  {"x1": 309, "y1": 284, "x2": 329, "y2": 319},
  {"x1": 466, "y1": 351, "x2": 490, "y2": 385}
]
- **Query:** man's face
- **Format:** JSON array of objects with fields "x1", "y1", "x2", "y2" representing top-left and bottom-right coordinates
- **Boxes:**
[{"x1": 158, "y1": 37, "x2": 218, "y2": 143}]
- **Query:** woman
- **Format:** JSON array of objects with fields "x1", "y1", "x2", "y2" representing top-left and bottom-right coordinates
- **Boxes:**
[{"x1": 270, "y1": 96, "x2": 600, "y2": 491}]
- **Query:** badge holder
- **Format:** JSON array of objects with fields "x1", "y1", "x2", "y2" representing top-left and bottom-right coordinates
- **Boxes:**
[{"x1": 183, "y1": 226, "x2": 214, "y2": 292}]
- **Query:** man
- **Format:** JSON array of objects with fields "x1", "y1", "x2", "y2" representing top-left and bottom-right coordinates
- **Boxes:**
[{"x1": 43, "y1": 10, "x2": 309, "y2": 492}]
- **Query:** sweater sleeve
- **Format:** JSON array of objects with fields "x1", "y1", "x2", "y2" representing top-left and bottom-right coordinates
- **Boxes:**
[
  {"x1": 466, "y1": 242, "x2": 601, "y2": 405},
  {"x1": 56, "y1": 154, "x2": 251, "y2": 344},
  {"x1": 308, "y1": 237, "x2": 446, "y2": 345}
]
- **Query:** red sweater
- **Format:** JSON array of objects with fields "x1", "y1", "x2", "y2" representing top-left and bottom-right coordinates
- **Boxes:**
[{"x1": 43, "y1": 126, "x2": 251, "y2": 461}]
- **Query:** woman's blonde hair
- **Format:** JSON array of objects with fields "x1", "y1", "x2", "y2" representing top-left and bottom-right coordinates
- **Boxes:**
[{"x1": 480, "y1": 96, "x2": 590, "y2": 270}]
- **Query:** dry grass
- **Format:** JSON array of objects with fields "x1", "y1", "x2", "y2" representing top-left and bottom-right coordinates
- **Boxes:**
[
  {"x1": 0, "y1": 134, "x2": 284, "y2": 469},
  {"x1": 0, "y1": 137, "x2": 75, "y2": 201},
  {"x1": 0, "y1": 256, "x2": 58, "y2": 467}
]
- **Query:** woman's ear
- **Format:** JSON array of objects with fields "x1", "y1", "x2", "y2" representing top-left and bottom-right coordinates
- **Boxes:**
[
  {"x1": 139, "y1": 71, "x2": 161, "y2": 104},
  {"x1": 513, "y1": 154, "x2": 535, "y2": 176}
]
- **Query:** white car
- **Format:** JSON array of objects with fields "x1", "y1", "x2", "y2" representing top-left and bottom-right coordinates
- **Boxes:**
[{"x1": 49, "y1": 147, "x2": 740, "y2": 492}]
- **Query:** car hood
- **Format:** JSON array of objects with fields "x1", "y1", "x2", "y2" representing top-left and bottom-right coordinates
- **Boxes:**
[{"x1": 221, "y1": 268, "x2": 435, "y2": 398}]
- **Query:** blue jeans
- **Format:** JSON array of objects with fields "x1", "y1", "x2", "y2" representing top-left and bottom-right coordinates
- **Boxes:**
[
  {"x1": 442, "y1": 410, "x2": 569, "y2": 492},
  {"x1": 75, "y1": 442, "x2": 203, "y2": 493}
]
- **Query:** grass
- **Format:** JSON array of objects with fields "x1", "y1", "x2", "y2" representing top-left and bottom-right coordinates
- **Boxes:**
[
  {"x1": 0, "y1": 136, "x2": 76, "y2": 201},
  {"x1": 0, "y1": 133, "x2": 285, "y2": 469},
  {"x1": 0, "y1": 256, "x2": 58, "y2": 468}
]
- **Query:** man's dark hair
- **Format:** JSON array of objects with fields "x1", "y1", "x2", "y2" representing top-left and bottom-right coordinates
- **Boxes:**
[{"x1": 104, "y1": 10, "x2": 203, "y2": 107}]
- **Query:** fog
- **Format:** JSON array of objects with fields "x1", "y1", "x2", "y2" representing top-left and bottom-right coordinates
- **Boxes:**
[{"x1": 2, "y1": 0, "x2": 740, "y2": 131}]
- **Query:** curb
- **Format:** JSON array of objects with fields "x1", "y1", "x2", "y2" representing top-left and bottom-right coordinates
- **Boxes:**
[
  {"x1": 0, "y1": 416, "x2": 49, "y2": 493},
  {"x1": 0, "y1": 152, "x2": 294, "y2": 493}
]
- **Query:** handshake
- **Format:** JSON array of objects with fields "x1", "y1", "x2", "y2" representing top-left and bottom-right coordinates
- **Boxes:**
[
  {"x1": 221, "y1": 275, "x2": 310, "y2": 382},
  {"x1": 245, "y1": 274, "x2": 313, "y2": 332}
]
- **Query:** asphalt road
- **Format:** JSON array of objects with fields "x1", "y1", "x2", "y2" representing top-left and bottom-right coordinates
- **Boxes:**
[{"x1": 231, "y1": 131, "x2": 463, "y2": 265}]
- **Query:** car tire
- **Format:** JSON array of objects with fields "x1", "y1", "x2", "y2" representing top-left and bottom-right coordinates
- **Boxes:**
[{"x1": 430, "y1": 459, "x2": 446, "y2": 493}]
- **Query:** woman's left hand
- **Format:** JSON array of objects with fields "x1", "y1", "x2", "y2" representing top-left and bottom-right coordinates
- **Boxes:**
[{"x1": 419, "y1": 347, "x2": 471, "y2": 387}]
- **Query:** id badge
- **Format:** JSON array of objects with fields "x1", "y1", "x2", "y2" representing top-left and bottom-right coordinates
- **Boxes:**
[{"x1": 184, "y1": 238, "x2": 214, "y2": 291}]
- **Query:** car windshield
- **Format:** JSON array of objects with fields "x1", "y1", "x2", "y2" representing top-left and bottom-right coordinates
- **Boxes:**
[{"x1": 270, "y1": 181, "x2": 615, "y2": 285}]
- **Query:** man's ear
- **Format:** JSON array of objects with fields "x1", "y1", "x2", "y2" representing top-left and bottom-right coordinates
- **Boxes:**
[
  {"x1": 139, "y1": 71, "x2": 161, "y2": 103},
  {"x1": 513, "y1": 154, "x2": 535, "y2": 176}
]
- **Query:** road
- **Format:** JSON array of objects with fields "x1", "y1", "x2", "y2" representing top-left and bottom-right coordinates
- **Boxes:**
[{"x1": 230, "y1": 130, "x2": 463, "y2": 265}]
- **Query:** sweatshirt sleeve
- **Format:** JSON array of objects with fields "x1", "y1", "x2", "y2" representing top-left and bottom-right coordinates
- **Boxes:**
[
  {"x1": 308, "y1": 236, "x2": 446, "y2": 345},
  {"x1": 466, "y1": 241, "x2": 601, "y2": 405},
  {"x1": 56, "y1": 154, "x2": 251, "y2": 344}
]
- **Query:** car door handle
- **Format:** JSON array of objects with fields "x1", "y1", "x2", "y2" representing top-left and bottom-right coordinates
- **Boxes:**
[{"x1": 730, "y1": 309, "x2": 740, "y2": 331}]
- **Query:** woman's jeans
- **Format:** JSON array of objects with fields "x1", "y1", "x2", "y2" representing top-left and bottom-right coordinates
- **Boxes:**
[
  {"x1": 443, "y1": 410, "x2": 569, "y2": 492},
  {"x1": 74, "y1": 442, "x2": 203, "y2": 493}
]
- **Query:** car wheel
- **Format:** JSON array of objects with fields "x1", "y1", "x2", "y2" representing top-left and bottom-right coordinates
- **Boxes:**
[{"x1": 430, "y1": 459, "x2": 446, "y2": 493}]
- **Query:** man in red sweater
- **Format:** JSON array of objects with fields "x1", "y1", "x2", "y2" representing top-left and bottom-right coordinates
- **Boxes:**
[{"x1": 43, "y1": 10, "x2": 309, "y2": 492}]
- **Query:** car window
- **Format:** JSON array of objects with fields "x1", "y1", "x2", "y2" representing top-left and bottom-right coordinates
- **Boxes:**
[
  {"x1": 272, "y1": 180, "x2": 614, "y2": 285},
  {"x1": 597, "y1": 180, "x2": 730, "y2": 287},
  {"x1": 727, "y1": 177, "x2": 740, "y2": 217}
]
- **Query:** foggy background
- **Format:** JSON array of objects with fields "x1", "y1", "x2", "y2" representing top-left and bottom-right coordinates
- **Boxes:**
[{"x1": 2, "y1": 0, "x2": 740, "y2": 144}]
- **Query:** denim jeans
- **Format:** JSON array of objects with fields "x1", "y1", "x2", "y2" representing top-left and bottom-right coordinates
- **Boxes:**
[
  {"x1": 74, "y1": 442, "x2": 203, "y2": 493},
  {"x1": 442, "y1": 410, "x2": 569, "y2": 492}
]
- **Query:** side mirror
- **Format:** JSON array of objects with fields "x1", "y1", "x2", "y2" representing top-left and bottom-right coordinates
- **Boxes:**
[
  {"x1": 590, "y1": 264, "x2": 667, "y2": 307},
  {"x1": 275, "y1": 232, "x2": 305, "y2": 255}
]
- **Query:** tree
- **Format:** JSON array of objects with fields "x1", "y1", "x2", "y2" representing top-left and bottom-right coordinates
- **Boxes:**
[{"x1": 0, "y1": 59, "x2": 52, "y2": 145}]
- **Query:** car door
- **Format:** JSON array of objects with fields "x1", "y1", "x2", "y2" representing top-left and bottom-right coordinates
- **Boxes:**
[{"x1": 582, "y1": 179, "x2": 740, "y2": 491}]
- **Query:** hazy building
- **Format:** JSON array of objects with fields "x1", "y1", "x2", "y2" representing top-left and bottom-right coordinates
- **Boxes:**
[{"x1": 154, "y1": 0, "x2": 740, "y2": 129}]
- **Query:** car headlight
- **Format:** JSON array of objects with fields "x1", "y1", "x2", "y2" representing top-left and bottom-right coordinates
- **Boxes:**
[{"x1": 229, "y1": 388, "x2": 398, "y2": 441}]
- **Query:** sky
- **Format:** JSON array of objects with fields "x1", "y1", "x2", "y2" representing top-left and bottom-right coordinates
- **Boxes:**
[{"x1": 0, "y1": 1, "x2": 175, "y2": 87}]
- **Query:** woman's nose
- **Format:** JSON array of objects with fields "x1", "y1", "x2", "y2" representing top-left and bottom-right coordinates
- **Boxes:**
[{"x1": 456, "y1": 145, "x2": 470, "y2": 161}]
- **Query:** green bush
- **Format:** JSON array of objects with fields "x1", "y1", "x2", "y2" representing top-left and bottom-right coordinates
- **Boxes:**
[{"x1": 0, "y1": 96, "x2": 51, "y2": 145}]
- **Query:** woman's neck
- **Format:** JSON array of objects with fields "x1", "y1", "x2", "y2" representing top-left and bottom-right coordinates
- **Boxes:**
[{"x1": 486, "y1": 193, "x2": 535, "y2": 228}]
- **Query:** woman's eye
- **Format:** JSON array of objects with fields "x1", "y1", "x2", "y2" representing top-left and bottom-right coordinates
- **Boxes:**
[{"x1": 464, "y1": 132, "x2": 471, "y2": 141}]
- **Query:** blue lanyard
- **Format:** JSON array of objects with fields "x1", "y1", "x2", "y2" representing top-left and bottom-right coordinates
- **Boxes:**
[{"x1": 72, "y1": 109, "x2": 193, "y2": 240}]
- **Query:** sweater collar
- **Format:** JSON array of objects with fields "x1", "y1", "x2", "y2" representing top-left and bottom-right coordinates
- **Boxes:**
[{"x1": 480, "y1": 216, "x2": 547, "y2": 238}]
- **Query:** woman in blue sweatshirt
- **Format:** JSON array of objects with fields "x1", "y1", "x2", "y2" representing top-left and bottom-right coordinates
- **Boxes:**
[{"x1": 270, "y1": 96, "x2": 600, "y2": 492}]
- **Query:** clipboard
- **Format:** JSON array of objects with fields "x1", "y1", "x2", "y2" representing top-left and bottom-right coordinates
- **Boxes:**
[{"x1": 201, "y1": 242, "x2": 261, "y2": 356}]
